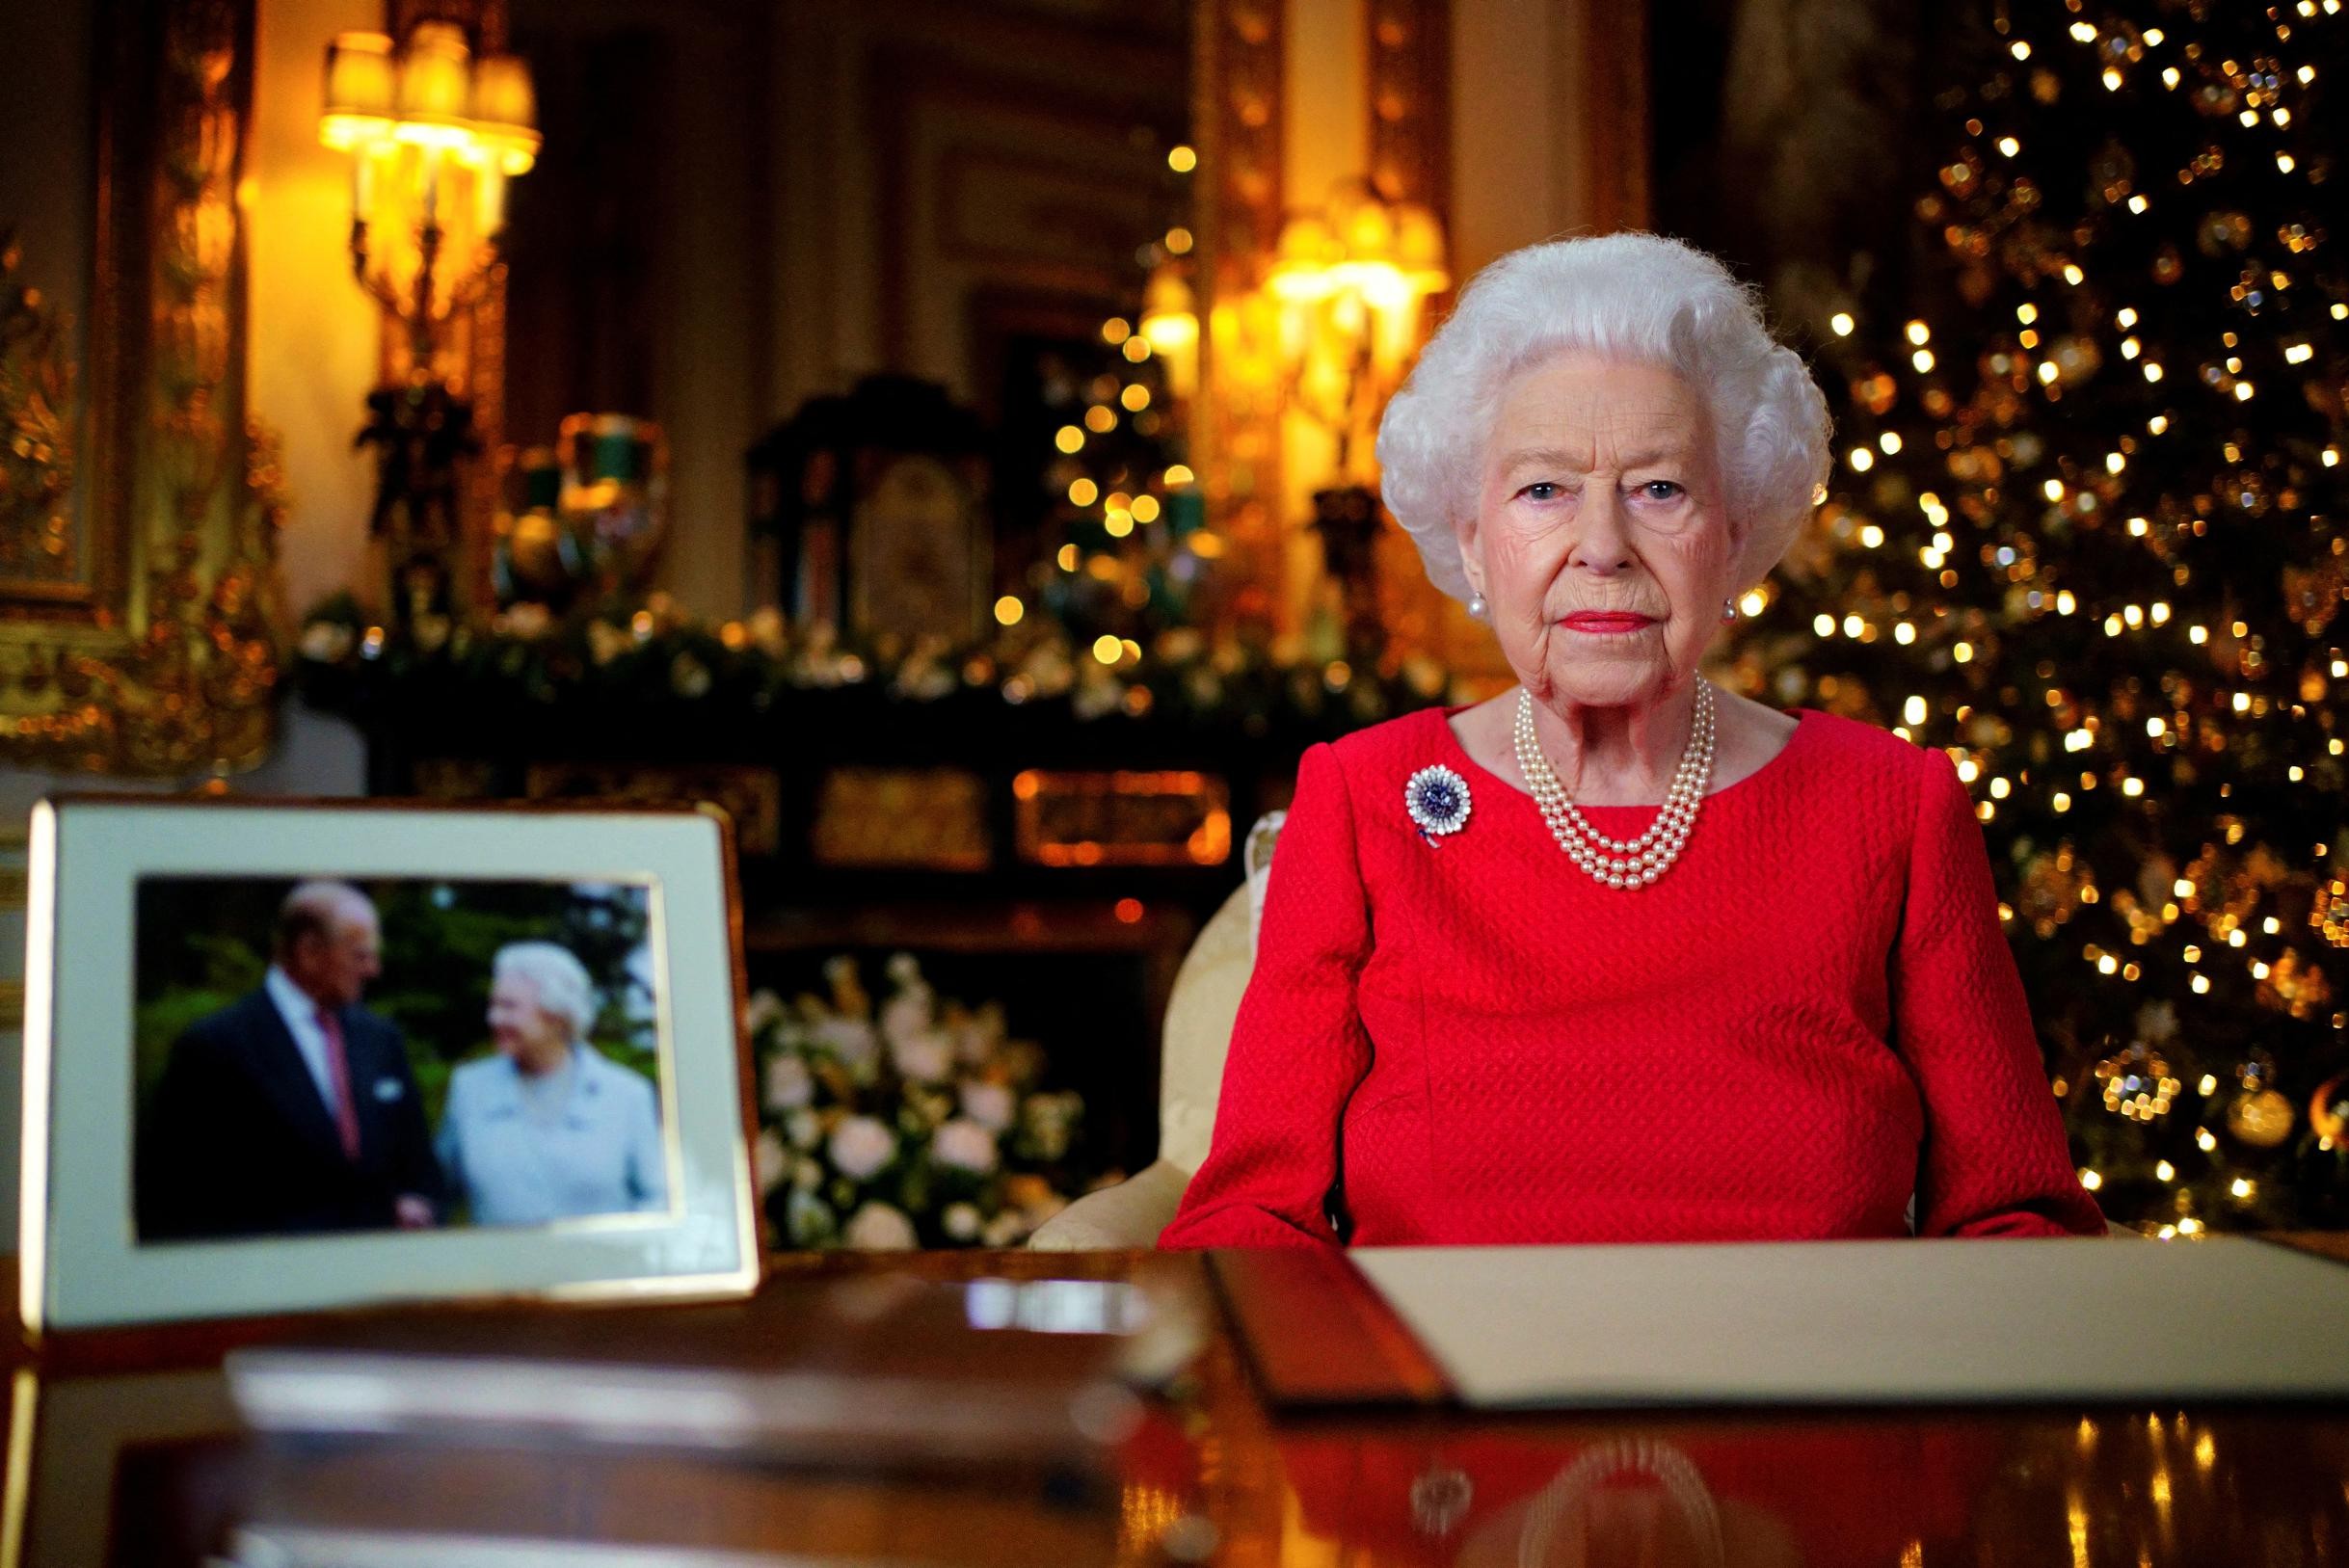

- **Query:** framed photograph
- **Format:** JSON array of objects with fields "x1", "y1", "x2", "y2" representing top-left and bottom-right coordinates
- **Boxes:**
[{"x1": 18, "y1": 798, "x2": 761, "y2": 1332}]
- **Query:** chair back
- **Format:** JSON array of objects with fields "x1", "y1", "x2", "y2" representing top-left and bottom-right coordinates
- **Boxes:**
[{"x1": 1156, "y1": 811, "x2": 1284, "y2": 1174}]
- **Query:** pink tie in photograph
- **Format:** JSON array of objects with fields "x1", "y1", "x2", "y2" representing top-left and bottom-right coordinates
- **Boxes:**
[{"x1": 315, "y1": 1007, "x2": 362, "y2": 1160}]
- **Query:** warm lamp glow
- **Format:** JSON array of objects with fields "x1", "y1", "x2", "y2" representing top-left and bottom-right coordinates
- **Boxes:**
[
  {"x1": 1268, "y1": 214, "x2": 1340, "y2": 301},
  {"x1": 320, "y1": 32, "x2": 396, "y2": 149},
  {"x1": 470, "y1": 53, "x2": 537, "y2": 132},
  {"x1": 1336, "y1": 189, "x2": 1397, "y2": 264},
  {"x1": 1146, "y1": 274, "x2": 1202, "y2": 349},
  {"x1": 1333, "y1": 258, "x2": 1414, "y2": 311},
  {"x1": 1268, "y1": 185, "x2": 1449, "y2": 309},
  {"x1": 1260, "y1": 180, "x2": 1451, "y2": 477},
  {"x1": 1139, "y1": 264, "x2": 1200, "y2": 397},
  {"x1": 396, "y1": 22, "x2": 472, "y2": 126},
  {"x1": 321, "y1": 27, "x2": 541, "y2": 173},
  {"x1": 1393, "y1": 200, "x2": 1450, "y2": 293},
  {"x1": 469, "y1": 53, "x2": 542, "y2": 174},
  {"x1": 1140, "y1": 305, "x2": 1198, "y2": 353}
]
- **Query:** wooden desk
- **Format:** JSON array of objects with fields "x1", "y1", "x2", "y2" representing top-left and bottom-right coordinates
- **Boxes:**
[{"x1": 7, "y1": 1248, "x2": 2348, "y2": 1567}]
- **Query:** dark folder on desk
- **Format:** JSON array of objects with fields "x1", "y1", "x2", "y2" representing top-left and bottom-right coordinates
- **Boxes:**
[{"x1": 1214, "y1": 1236, "x2": 2349, "y2": 1410}]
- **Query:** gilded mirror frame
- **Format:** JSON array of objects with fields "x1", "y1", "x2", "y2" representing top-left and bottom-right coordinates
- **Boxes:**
[{"x1": 0, "y1": 0, "x2": 281, "y2": 777}]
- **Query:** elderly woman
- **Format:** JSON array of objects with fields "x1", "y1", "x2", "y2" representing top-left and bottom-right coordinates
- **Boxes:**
[
  {"x1": 438, "y1": 941, "x2": 667, "y2": 1226},
  {"x1": 1160, "y1": 233, "x2": 2104, "y2": 1250}
]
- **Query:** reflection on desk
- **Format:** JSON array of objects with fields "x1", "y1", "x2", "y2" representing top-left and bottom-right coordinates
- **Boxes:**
[
  {"x1": 4, "y1": 1249, "x2": 2347, "y2": 1567},
  {"x1": 224, "y1": 1271, "x2": 1167, "y2": 1466},
  {"x1": 1254, "y1": 1411, "x2": 2349, "y2": 1567}
]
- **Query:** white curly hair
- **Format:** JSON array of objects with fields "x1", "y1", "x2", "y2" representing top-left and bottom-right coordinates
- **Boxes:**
[
  {"x1": 493, "y1": 941, "x2": 599, "y2": 1045},
  {"x1": 1375, "y1": 231, "x2": 1832, "y2": 603}
]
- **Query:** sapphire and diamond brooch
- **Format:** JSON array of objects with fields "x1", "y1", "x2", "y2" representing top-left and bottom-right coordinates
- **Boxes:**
[{"x1": 1403, "y1": 764, "x2": 1472, "y2": 844}]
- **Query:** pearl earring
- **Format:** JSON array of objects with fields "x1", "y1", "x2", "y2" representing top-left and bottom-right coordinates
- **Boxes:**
[
  {"x1": 1721, "y1": 598, "x2": 1738, "y2": 623},
  {"x1": 1467, "y1": 592, "x2": 1488, "y2": 621}
]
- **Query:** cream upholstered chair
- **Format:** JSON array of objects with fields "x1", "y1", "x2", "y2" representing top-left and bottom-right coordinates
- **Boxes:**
[{"x1": 1029, "y1": 813, "x2": 1283, "y2": 1250}]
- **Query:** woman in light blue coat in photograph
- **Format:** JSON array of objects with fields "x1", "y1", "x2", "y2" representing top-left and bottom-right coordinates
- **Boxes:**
[{"x1": 438, "y1": 941, "x2": 667, "y2": 1226}]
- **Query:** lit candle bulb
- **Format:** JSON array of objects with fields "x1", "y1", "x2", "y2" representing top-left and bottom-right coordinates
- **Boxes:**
[
  {"x1": 352, "y1": 143, "x2": 376, "y2": 225},
  {"x1": 473, "y1": 163, "x2": 507, "y2": 238}
]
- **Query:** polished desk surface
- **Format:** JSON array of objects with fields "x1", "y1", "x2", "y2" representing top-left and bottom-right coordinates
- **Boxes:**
[{"x1": 7, "y1": 1246, "x2": 2349, "y2": 1567}]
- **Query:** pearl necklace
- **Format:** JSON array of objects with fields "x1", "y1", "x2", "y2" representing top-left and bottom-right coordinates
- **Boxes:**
[{"x1": 1511, "y1": 682, "x2": 1716, "y2": 889}]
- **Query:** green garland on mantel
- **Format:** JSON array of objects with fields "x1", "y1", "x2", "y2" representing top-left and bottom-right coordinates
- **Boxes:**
[{"x1": 293, "y1": 594, "x2": 1465, "y2": 733}]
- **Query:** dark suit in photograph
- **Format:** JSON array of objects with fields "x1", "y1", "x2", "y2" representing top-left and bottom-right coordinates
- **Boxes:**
[{"x1": 136, "y1": 988, "x2": 441, "y2": 1240}]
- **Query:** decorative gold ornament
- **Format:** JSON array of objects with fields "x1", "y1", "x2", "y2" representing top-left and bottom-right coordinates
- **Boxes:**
[
  {"x1": 2019, "y1": 843, "x2": 2088, "y2": 936},
  {"x1": 499, "y1": 507, "x2": 574, "y2": 601},
  {"x1": 2260, "y1": 948, "x2": 2334, "y2": 1021},
  {"x1": 2047, "y1": 334, "x2": 2102, "y2": 384},
  {"x1": 2316, "y1": 879, "x2": 2349, "y2": 949},
  {"x1": 2196, "y1": 210, "x2": 2254, "y2": 255},
  {"x1": 2310, "y1": 1076, "x2": 2346, "y2": 1144},
  {"x1": 0, "y1": 232, "x2": 75, "y2": 587},
  {"x1": 2282, "y1": 558, "x2": 2345, "y2": 635},
  {"x1": 2110, "y1": 889, "x2": 2166, "y2": 946},
  {"x1": 2094, "y1": 1040, "x2": 2180, "y2": 1122},
  {"x1": 0, "y1": 0, "x2": 280, "y2": 776},
  {"x1": 2227, "y1": 1087, "x2": 2296, "y2": 1148}
]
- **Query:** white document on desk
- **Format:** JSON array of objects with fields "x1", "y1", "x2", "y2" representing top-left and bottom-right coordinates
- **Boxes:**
[{"x1": 1350, "y1": 1237, "x2": 2349, "y2": 1407}]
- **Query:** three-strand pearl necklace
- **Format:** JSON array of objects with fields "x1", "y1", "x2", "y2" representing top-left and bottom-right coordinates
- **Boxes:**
[{"x1": 1510, "y1": 681, "x2": 1716, "y2": 889}]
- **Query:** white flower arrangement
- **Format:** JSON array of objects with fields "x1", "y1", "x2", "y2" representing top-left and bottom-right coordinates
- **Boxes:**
[
  {"x1": 749, "y1": 953, "x2": 1110, "y2": 1250},
  {"x1": 841, "y1": 1202, "x2": 918, "y2": 1250},
  {"x1": 762, "y1": 1051, "x2": 814, "y2": 1111},
  {"x1": 930, "y1": 1118, "x2": 999, "y2": 1174},
  {"x1": 827, "y1": 1115, "x2": 898, "y2": 1181},
  {"x1": 959, "y1": 1079, "x2": 1015, "y2": 1132}
]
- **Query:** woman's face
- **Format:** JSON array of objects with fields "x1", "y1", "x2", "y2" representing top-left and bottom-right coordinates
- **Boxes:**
[
  {"x1": 1456, "y1": 353, "x2": 1739, "y2": 712},
  {"x1": 488, "y1": 973, "x2": 569, "y2": 1066}
]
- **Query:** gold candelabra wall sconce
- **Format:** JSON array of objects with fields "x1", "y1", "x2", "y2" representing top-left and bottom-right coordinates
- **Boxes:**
[
  {"x1": 319, "y1": 20, "x2": 539, "y2": 625},
  {"x1": 1265, "y1": 178, "x2": 1449, "y2": 483},
  {"x1": 322, "y1": 22, "x2": 537, "y2": 373},
  {"x1": 1229, "y1": 177, "x2": 1449, "y2": 655}
]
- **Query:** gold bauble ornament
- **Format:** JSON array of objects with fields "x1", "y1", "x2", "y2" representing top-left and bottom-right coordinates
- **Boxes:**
[
  {"x1": 2311, "y1": 1076, "x2": 2348, "y2": 1144},
  {"x1": 502, "y1": 508, "x2": 576, "y2": 599},
  {"x1": 2227, "y1": 1087, "x2": 2296, "y2": 1148}
]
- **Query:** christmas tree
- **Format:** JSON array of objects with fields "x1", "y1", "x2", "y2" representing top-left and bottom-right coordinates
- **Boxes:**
[
  {"x1": 1728, "y1": 0, "x2": 2349, "y2": 1233},
  {"x1": 1028, "y1": 309, "x2": 1207, "y2": 651},
  {"x1": 1022, "y1": 146, "x2": 1217, "y2": 657}
]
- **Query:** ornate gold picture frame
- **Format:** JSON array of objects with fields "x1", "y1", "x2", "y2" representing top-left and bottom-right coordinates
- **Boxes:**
[{"x1": 0, "y1": 0, "x2": 281, "y2": 777}]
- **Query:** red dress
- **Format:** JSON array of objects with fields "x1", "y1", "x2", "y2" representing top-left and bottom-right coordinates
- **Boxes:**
[{"x1": 1159, "y1": 704, "x2": 2107, "y2": 1249}]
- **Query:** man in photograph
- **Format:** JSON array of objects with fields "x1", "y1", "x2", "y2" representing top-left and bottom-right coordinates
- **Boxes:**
[{"x1": 136, "y1": 881, "x2": 442, "y2": 1240}]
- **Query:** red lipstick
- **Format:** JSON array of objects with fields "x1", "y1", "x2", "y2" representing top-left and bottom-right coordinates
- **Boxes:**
[{"x1": 1562, "y1": 612, "x2": 1655, "y2": 634}]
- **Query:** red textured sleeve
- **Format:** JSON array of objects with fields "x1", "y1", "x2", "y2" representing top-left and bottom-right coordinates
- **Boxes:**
[
  {"x1": 1158, "y1": 743, "x2": 1373, "y2": 1250},
  {"x1": 1893, "y1": 750, "x2": 2108, "y2": 1237}
]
